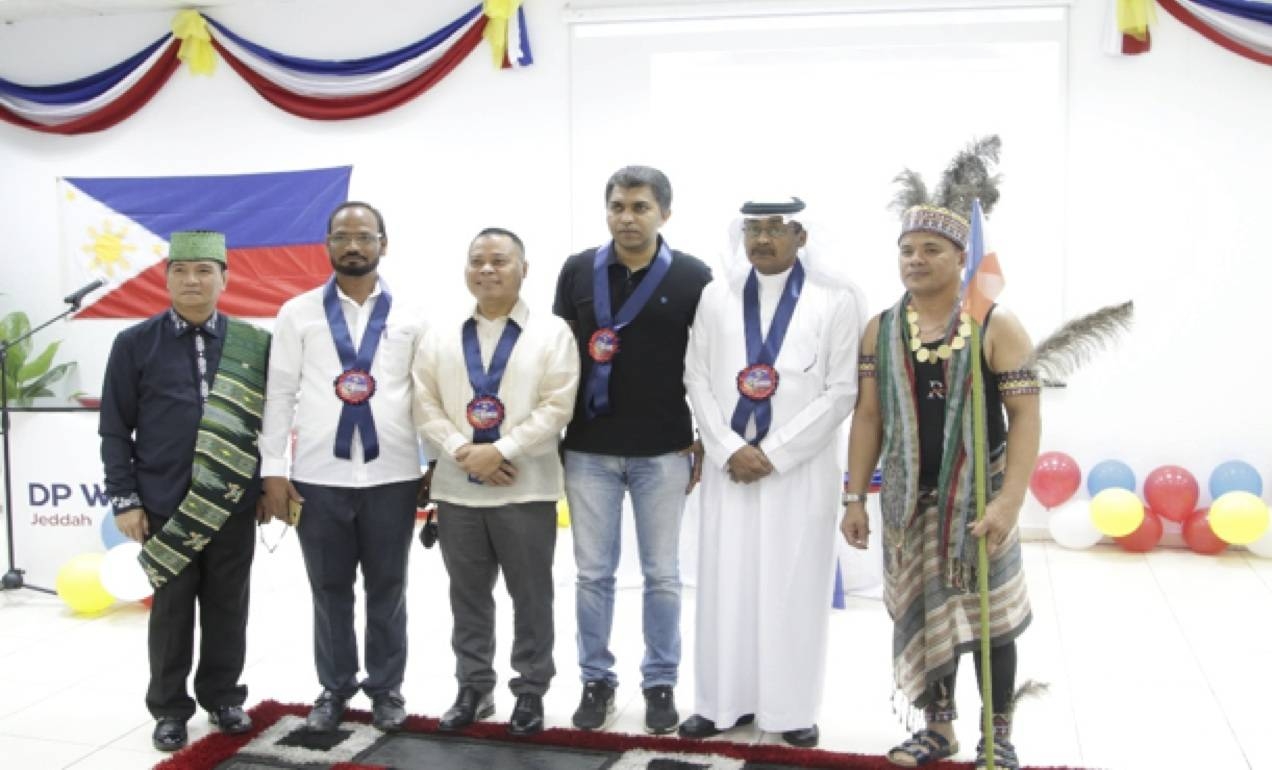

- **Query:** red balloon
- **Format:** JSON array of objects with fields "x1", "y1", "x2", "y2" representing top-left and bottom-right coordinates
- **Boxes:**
[
  {"x1": 1182, "y1": 508, "x2": 1228, "y2": 555},
  {"x1": 1115, "y1": 507, "x2": 1164, "y2": 553},
  {"x1": 1029, "y1": 451, "x2": 1081, "y2": 508},
  {"x1": 140, "y1": 595, "x2": 154, "y2": 608},
  {"x1": 1143, "y1": 465, "x2": 1199, "y2": 523}
]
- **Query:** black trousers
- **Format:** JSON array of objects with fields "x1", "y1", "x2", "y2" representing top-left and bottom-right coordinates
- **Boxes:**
[
  {"x1": 294, "y1": 479, "x2": 417, "y2": 700},
  {"x1": 145, "y1": 508, "x2": 255, "y2": 720},
  {"x1": 437, "y1": 500, "x2": 557, "y2": 697},
  {"x1": 931, "y1": 641, "x2": 1018, "y2": 715}
]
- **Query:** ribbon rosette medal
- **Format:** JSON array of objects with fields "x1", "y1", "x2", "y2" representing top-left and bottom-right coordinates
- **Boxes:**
[
  {"x1": 466, "y1": 394, "x2": 506, "y2": 432},
  {"x1": 334, "y1": 368, "x2": 377, "y2": 405},
  {"x1": 736, "y1": 363, "x2": 779, "y2": 401},
  {"x1": 588, "y1": 327, "x2": 620, "y2": 363}
]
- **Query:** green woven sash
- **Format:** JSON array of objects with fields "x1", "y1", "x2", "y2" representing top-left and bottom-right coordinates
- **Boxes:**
[
  {"x1": 139, "y1": 319, "x2": 270, "y2": 589},
  {"x1": 877, "y1": 294, "x2": 995, "y2": 589}
]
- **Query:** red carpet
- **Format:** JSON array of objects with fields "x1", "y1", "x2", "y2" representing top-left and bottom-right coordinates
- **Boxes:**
[{"x1": 153, "y1": 700, "x2": 1089, "y2": 770}]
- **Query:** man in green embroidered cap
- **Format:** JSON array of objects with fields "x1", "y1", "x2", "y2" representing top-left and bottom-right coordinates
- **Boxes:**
[{"x1": 99, "y1": 229, "x2": 271, "y2": 753}]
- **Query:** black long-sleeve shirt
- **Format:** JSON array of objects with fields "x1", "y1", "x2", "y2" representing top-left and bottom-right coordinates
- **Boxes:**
[{"x1": 99, "y1": 309, "x2": 254, "y2": 520}]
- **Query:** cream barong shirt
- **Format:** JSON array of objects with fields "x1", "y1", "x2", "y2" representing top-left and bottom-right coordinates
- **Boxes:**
[{"x1": 412, "y1": 299, "x2": 579, "y2": 506}]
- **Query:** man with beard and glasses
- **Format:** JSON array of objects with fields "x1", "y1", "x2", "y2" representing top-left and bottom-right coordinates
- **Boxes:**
[{"x1": 260, "y1": 201, "x2": 426, "y2": 734}]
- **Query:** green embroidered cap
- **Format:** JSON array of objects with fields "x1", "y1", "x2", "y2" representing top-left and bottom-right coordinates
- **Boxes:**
[{"x1": 168, "y1": 230, "x2": 227, "y2": 265}]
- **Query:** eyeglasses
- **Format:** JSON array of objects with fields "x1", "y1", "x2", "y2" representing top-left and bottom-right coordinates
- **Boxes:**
[
  {"x1": 327, "y1": 233, "x2": 382, "y2": 246},
  {"x1": 257, "y1": 520, "x2": 290, "y2": 554},
  {"x1": 742, "y1": 222, "x2": 794, "y2": 239}
]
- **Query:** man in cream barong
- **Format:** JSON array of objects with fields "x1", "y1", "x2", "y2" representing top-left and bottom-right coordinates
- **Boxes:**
[{"x1": 679, "y1": 198, "x2": 865, "y2": 749}]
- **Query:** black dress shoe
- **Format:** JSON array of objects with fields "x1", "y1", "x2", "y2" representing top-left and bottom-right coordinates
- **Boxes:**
[
  {"x1": 782, "y1": 724, "x2": 819, "y2": 748},
  {"x1": 152, "y1": 717, "x2": 188, "y2": 752},
  {"x1": 208, "y1": 705, "x2": 252, "y2": 734},
  {"x1": 306, "y1": 690, "x2": 347, "y2": 733},
  {"x1": 507, "y1": 693, "x2": 544, "y2": 736},
  {"x1": 438, "y1": 687, "x2": 495, "y2": 731},
  {"x1": 677, "y1": 712, "x2": 755, "y2": 739},
  {"x1": 372, "y1": 690, "x2": 407, "y2": 732}
]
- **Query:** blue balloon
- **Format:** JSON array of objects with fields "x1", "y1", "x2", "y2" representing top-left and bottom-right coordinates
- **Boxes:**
[
  {"x1": 1087, "y1": 460, "x2": 1136, "y2": 496},
  {"x1": 100, "y1": 512, "x2": 128, "y2": 549},
  {"x1": 1209, "y1": 460, "x2": 1263, "y2": 498}
]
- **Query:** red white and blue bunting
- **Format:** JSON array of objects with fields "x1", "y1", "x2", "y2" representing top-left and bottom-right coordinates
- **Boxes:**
[
  {"x1": 0, "y1": 2, "x2": 531, "y2": 134},
  {"x1": 1159, "y1": 0, "x2": 1272, "y2": 64},
  {"x1": 1108, "y1": 0, "x2": 1272, "y2": 65}
]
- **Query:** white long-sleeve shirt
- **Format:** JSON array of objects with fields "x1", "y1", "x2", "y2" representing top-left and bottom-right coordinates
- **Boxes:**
[
  {"x1": 412, "y1": 299, "x2": 579, "y2": 506},
  {"x1": 261, "y1": 280, "x2": 424, "y2": 487}
]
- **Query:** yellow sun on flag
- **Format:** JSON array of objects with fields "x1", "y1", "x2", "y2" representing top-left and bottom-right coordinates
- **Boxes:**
[{"x1": 82, "y1": 221, "x2": 136, "y2": 277}]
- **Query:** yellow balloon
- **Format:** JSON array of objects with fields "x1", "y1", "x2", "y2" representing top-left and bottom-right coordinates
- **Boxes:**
[
  {"x1": 55, "y1": 553, "x2": 115, "y2": 616},
  {"x1": 1208, "y1": 491, "x2": 1270, "y2": 545},
  {"x1": 556, "y1": 498, "x2": 571, "y2": 529},
  {"x1": 1090, "y1": 488, "x2": 1144, "y2": 537}
]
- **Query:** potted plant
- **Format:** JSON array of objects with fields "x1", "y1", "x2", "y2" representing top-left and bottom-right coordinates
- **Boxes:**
[{"x1": 1, "y1": 309, "x2": 77, "y2": 407}]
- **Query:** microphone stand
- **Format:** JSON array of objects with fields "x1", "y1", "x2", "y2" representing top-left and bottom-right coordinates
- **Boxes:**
[{"x1": 1, "y1": 301, "x2": 83, "y2": 594}]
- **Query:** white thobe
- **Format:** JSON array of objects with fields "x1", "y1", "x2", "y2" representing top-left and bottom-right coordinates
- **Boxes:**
[{"x1": 684, "y1": 265, "x2": 862, "y2": 732}]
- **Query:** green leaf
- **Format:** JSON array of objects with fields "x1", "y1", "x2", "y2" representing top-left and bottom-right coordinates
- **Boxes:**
[
  {"x1": 0, "y1": 310, "x2": 76, "y2": 406},
  {"x1": 17, "y1": 340, "x2": 60, "y2": 382},
  {"x1": 0, "y1": 311, "x2": 32, "y2": 369},
  {"x1": 19, "y1": 362, "x2": 75, "y2": 398}
]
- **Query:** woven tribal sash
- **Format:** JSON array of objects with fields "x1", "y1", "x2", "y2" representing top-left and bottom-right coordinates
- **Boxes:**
[
  {"x1": 877, "y1": 294, "x2": 1003, "y2": 590},
  {"x1": 139, "y1": 319, "x2": 270, "y2": 589}
]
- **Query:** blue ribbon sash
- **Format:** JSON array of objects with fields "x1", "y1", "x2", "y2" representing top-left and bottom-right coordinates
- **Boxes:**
[
  {"x1": 730, "y1": 260, "x2": 805, "y2": 444},
  {"x1": 583, "y1": 240, "x2": 673, "y2": 419},
  {"x1": 324, "y1": 277, "x2": 392, "y2": 461},
  {"x1": 461, "y1": 316, "x2": 521, "y2": 484},
  {"x1": 462, "y1": 317, "x2": 522, "y2": 443}
]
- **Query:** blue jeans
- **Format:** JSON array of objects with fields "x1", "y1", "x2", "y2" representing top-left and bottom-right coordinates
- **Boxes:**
[{"x1": 565, "y1": 450, "x2": 690, "y2": 690}]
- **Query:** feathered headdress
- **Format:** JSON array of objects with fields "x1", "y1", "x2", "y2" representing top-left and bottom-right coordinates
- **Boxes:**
[{"x1": 890, "y1": 135, "x2": 1003, "y2": 249}]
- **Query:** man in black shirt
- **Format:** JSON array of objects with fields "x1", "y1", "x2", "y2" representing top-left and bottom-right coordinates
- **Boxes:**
[
  {"x1": 553, "y1": 165, "x2": 711, "y2": 735},
  {"x1": 99, "y1": 231, "x2": 269, "y2": 753}
]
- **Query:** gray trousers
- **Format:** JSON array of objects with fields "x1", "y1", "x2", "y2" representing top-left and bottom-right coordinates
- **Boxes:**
[
  {"x1": 294, "y1": 479, "x2": 417, "y2": 700},
  {"x1": 437, "y1": 500, "x2": 557, "y2": 697}
]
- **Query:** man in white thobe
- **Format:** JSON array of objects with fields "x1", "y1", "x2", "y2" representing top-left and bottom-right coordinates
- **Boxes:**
[{"x1": 680, "y1": 197, "x2": 864, "y2": 748}]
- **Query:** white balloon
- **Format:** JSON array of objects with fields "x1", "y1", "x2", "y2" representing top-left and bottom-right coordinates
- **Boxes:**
[
  {"x1": 1247, "y1": 526, "x2": 1272, "y2": 559},
  {"x1": 1048, "y1": 500, "x2": 1103, "y2": 550},
  {"x1": 99, "y1": 542, "x2": 153, "y2": 602}
]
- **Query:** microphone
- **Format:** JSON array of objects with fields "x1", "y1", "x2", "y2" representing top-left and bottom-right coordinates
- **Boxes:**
[{"x1": 63, "y1": 278, "x2": 105, "y2": 308}]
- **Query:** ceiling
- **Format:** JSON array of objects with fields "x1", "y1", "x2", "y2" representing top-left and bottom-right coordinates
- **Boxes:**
[{"x1": 0, "y1": 0, "x2": 261, "y2": 23}]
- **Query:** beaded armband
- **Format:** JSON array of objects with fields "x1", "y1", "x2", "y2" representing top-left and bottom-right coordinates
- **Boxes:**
[
  {"x1": 857, "y1": 355, "x2": 877, "y2": 379},
  {"x1": 996, "y1": 368, "x2": 1041, "y2": 396}
]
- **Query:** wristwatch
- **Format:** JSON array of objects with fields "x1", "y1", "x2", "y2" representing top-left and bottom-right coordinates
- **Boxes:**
[{"x1": 842, "y1": 492, "x2": 867, "y2": 505}]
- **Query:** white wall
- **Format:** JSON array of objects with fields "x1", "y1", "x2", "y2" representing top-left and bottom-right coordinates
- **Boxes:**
[{"x1": 2, "y1": 0, "x2": 1270, "y2": 511}]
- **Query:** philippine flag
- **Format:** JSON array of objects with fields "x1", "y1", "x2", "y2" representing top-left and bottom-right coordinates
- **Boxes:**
[
  {"x1": 57, "y1": 166, "x2": 351, "y2": 318},
  {"x1": 963, "y1": 198, "x2": 1005, "y2": 325}
]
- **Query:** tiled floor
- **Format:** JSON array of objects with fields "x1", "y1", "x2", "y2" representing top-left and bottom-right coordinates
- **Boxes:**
[{"x1": 2, "y1": 525, "x2": 1269, "y2": 769}]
